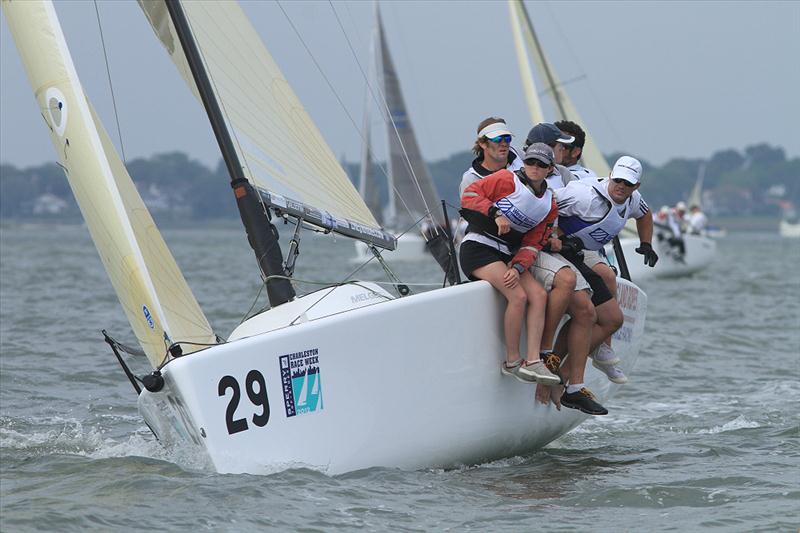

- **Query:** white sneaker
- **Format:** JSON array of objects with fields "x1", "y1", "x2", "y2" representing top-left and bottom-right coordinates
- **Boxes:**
[
  {"x1": 592, "y1": 359, "x2": 628, "y2": 384},
  {"x1": 591, "y1": 344, "x2": 620, "y2": 366},
  {"x1": 516, "y1": 360, "x2": 561, "y2": 385}
]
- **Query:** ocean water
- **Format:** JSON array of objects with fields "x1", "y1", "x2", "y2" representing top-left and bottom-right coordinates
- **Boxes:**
[{"x1": 1, "y1": 223, "x2": 798, "y2": 532}]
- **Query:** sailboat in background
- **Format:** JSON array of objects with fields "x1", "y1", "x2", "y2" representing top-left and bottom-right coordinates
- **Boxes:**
[
  {"x1": 508, "y1": 0, "x2": 716, "y2": 281},
  {"x1": 354, "y1": 6, "x2": 444, "y2": 263},
  {"x1": 4, "y1": 0, "x2": 647, "y2": 475}
]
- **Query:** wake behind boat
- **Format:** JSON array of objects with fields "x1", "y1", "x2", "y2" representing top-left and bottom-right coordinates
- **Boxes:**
[{"x1": 4, "y1": 0, "x2": 647, "y2": 475}]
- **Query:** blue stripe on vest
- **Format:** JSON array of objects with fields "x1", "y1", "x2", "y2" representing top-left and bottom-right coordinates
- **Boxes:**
[{"x1": 558, "y1": 215, "x2": 593, "y2": 236}]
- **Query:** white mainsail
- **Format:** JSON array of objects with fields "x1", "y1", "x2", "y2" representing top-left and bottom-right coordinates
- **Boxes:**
[
  {"x1": 358, "y1": 20, "x2": 382, "y2": 226},
  {"x1": 508, "y1": 0, "x2": 611, "y2": 177},
  {"x1": 138, "y1": 0, "x2": 382, "y2": 236},
  {"x1": 2, "y1": 0, "x2": 216, "y2": 369}
]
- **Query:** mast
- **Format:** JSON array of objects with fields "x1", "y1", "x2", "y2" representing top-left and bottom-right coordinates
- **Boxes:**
[
  {"x1": 518, "y1": 2, "x2": 568, "y2": 119},
  {"x1": 164, "y1": 0, "x2": 294, "y2": 307}
]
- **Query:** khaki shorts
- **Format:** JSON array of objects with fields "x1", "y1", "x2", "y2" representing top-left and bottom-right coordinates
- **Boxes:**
[
  {"x1": 531, "y1": 252, "x2": 591, "y2": 292},
  {"x1": 582, "y1": 249, "x2": 608, "y2": 269}
]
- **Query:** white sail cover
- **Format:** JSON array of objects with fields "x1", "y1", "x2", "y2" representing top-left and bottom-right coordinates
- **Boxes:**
[
  {"x1": 3, "y1": 0, "x2": 216, "y2": 368},
  {"x1": 508, "y1": 0, "x2": 611, "y2": 177},
  {"x1": 138, "y1": 0, "x2": 379, "y2": 231},
  {"x1": 376, "y1": 11, "x2": 442, "y2": 228}
]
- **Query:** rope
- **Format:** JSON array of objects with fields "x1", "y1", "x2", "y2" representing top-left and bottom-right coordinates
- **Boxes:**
[{"x1": 93, "y1": 1, "x2": 127, "y2": 162}]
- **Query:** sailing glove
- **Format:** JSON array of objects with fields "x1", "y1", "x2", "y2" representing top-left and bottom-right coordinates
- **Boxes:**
[{"x1": 635, "y1": 242, "x2": 659, "y2": 267}]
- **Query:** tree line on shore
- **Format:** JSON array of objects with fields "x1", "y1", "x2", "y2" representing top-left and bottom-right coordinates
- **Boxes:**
[{"x1": 1, "y1": 143, "x2": 796, "y2": 223}]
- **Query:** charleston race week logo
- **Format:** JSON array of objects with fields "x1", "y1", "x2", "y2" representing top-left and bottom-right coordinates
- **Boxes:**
[{"x1": 280, "y1": 348, "x2": 323, "y2": 417}]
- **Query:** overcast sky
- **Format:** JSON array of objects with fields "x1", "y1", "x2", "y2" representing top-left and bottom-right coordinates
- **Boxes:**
[{"x1": 1, "y1": 0, "x2": 798, "y2": 171}]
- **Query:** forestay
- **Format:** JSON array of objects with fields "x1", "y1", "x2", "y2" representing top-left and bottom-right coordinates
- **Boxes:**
[
  {"x1": 138, "y1": 0, "x2": 394, "y2": 248},
  {"x1": 2, "y1": 0, "x2": 216, "y2": 369}
]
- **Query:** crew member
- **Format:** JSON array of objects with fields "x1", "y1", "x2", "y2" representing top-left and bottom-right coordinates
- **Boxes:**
[
  {"x1": 554, "y1": 120, "x2": 598, "y2": 180},
  {"x1": 555, "y1": 156, "x2": 657, "y2": 387},
  {"x1": 459, "y1": 143, "x2": 562, "y2": 387},
  {"x1": 522, "y1": 122, "x2": 577, "y2": 189}
]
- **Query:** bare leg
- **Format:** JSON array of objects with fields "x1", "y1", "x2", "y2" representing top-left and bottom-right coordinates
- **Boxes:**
[
  {"x1": 519, "y1": 271, "x2": 547, "y2": 363},
  {"x1": 593, "y1": 263, "x2": 618, "y2": 347},
  {"x1": 472, "y1": 261, "x2": 528, "y2": 364},
  {"x1": 590, "y1": 298, "x2": 624, "y2": 352},
  {"x1": 564, "y1": 290, "x2": 597, "y2": 386},
  {"x1": 540, "y1": 267, "x2": 576, "y2": 352}
]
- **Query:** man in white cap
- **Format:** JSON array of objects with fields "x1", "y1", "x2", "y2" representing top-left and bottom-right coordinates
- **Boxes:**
[
  {"x1": 550, "y1": 156, "x2": 657, "y2": 395},
  {"x1": 459, "y1": 117, "x2": 524, "y2": 198}
]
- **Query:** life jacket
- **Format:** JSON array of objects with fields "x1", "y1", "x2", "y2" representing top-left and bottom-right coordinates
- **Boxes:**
[
  {"x1": 461, "y1": 170, "x2": 552, "y2": 251},
  {"x1": 558, "y1": 179, "x2": 633, "y2": 251}
]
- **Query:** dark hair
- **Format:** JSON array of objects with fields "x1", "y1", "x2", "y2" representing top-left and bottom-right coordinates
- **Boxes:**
[
  {"x1": 473, "y1": 116, "x2": 507, "y2": 156},
  {"x1": 554, "y1": 120, "x2": 586, "y2": 149}
]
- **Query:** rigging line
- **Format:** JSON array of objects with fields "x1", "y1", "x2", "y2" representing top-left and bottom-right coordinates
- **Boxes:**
[
  {"x1": 328, "y1": 1, "x2": 437, "y2": 225},
  {"x1": 541, "y1": 1, "x2": 623, "y2": 147},
  {"x1": 276, "y1": 1, "x2": 418, "y2": 226},
  {"x1": 92, "y1": 0, "x2": 127, "y2": 163}
]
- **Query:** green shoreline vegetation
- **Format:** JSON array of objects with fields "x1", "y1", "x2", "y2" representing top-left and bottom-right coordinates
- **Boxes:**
[{"x1": 1, "y1": 143, "x2": 796, "y2": 231}]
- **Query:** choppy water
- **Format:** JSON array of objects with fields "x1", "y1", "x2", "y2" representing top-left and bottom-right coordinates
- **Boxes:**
[{"x1": 1, "y1": 223, "x2": 798, "y2": 531}]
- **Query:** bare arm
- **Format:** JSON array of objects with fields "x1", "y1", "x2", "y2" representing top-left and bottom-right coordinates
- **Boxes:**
[{"x1": 636, "y1": 211, "x2": 654, "y2": 244}]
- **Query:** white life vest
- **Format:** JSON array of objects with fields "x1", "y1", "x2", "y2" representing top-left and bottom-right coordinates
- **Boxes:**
[
  {"x1": 495, "y1": 173, "x2": 553, "y2": 232},
  {"x1": 558, "y1": 180, "x2": 633, "y2": 250},
  {"x1": 462, "y1": 172, "x2": 552, "y2": 253}
]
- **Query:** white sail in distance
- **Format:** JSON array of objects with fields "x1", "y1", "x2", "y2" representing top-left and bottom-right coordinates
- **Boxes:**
[
  {"x1": 138, "y1": 0, "x2": 379, "y2": 232},
  {"x1": 358, "y1": 18, "x2": 382, "y2": 225},
  {"x1": 376, "y1": 9, "x2": 443, "y2": 229},
  {"x1": 508, "y1": 0, "x2": 611, "y2": 177},
  {"x1": 2, "y1": 0, "x2": 216, "y2": 368}
]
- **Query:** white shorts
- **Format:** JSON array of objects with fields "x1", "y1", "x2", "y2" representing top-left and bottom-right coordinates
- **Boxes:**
[
  {"x1": 531, "y1": 252, "x2": 591, "y2": 292},
  {"x1": 583, "y1": 249, "x2": 608, "y2": 269}
]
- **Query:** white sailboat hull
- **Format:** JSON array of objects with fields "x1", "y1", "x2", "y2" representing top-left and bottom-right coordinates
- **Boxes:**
[
  {"x1": 779, "y1": 219, "x2": 800, "y2": 238},
  {"x1": 608, "y1": 234, "x2": 716, "y2": 281},
  {"x1": 139, "y1": 279, "x2": 647, "y2": 475},
  {"x1": 353, "y1": 232, "x2": 430, "y2": 262}
]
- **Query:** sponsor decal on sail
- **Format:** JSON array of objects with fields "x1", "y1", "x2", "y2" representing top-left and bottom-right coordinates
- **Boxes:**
[{"x1": 280, "y1": 348, "x2": 323, "y2": 417}]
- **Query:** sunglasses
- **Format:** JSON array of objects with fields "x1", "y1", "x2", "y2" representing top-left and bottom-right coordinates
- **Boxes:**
[
  {"x1": 612, "y1": 178, "x2": 636, "y2": 187},
  {"x1": 524, "y1": 159, "x2": 550, "y2": 168},
  {"x1": 487, "y1": 134, "x2": 512, "y2": 144}
]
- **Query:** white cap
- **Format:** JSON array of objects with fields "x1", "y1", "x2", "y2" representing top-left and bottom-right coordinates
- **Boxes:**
[
  {"x1": 478, "y1": 122, "x2": 512, "y2": 139},
  {"x1": 676, "y1": 201, "x2": 687, "y2": 210},
  {"x1": 610, "y1": 155, "x2": 642, "y2": 184}
]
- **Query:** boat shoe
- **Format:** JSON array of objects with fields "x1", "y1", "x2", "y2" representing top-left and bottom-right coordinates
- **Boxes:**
[
  {"x1": 542, "y1": 352, "x2": 564, "y2": 384},
  {"x1": 590, "y1": 344, "x2": 620, "y2": 366},
  {"x1": 516, "y1": 359, "x2": 561, "y2": 385},
  {"x1": 592, "y1": 359, "x2": 628, "y2": 384},
  {"x1": 560, "y1": 387, "x2": 608, "y2": 415}
]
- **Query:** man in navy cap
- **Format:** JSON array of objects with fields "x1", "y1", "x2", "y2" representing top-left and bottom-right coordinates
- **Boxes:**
[{"x1": 523, "y1": 123, "x2": 577, "y2": 189}]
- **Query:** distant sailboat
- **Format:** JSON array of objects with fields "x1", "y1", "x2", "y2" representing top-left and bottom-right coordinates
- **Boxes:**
[
  {"x1": 354, "y1": 5, "x2": 449, "y2": 264},
  {"x1": 5, "y1": 0, "x2": 647, "y2": 475},
  {"x1": 508, "y1": 0, "x2": 716, "y2": 281}
]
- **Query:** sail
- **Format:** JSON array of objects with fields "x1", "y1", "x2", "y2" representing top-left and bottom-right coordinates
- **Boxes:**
[
  {"x1": 376, "y1": 10, "x2": 442, "y2": 228},
  {"x1": 508, "y1": 0, "x2": 545, "y2": 125},
  {"x1": 688, "y1": 163, "x2": 705, "y2": 209},
  {"x1": 138, "y1": 1, "x2": 390, "y2": 246},
  {"x1": 358, "y1": 21, "x2": 382, "y2": 225},
  {"x1": 2, "y1": 0, "x2": 216, "y2": 368},
  {"x1": 509, "y1": 0, "x2": 611, "y2": 177}
]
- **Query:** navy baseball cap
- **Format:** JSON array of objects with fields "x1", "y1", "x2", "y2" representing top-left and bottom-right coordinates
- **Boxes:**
[{"x1": 526, "y1": 123, "x2": 575, "y2": 146}]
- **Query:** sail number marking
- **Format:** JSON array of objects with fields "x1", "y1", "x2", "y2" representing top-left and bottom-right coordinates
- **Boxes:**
[{"x1": 217, "y1": 370, "x2": 270, "y2": 435}]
